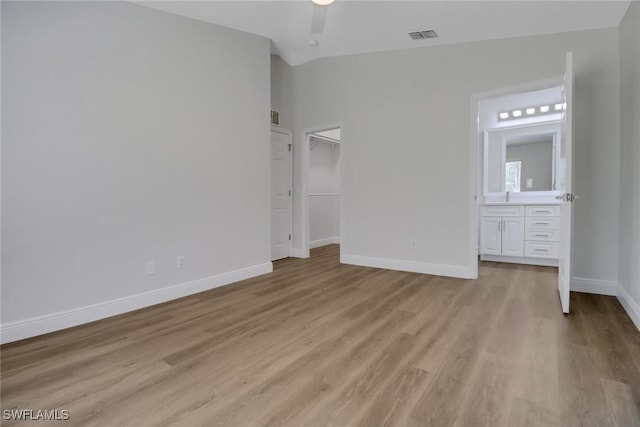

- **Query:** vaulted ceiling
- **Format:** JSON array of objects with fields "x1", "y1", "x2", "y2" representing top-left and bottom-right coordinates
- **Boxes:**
[{"x1": 138, "y1": 1, "x2": 631, "y2": 66}]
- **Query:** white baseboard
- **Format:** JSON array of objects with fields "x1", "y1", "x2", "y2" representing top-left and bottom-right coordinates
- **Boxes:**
[
  {"x1": 289, "y1": 248, "x2": 308, "y2": 258},
  {"x1": 340, "y1": 253, "x2": 475, "y2": 279},
  {"x1": 617, "y1": 284, "x2": 640, "y2": 332},
  {"x1": 481, "y1": 254, "x2": 558, "y2": 267},
  {"x1": 571, "y1": 277, "x2": 617, "y2": 296},
  {"x1": 310, "y1": 237, "x2": 340, "y2": 249},
  {"x1": 0, "y1": 262, "x2": 273, "y2": 345}
]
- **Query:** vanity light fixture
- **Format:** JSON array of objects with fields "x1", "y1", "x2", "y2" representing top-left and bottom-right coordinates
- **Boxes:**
[
  {"x1": 312, "y1": 0, "x2": 335, "y2": 5},
  {"x1": 498, "y1": 102, "x2": 563, "y2": 121}
]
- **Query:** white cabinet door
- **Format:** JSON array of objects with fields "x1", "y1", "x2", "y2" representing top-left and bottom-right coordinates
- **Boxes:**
[
  {"x1": 480, "y1": 217, "x2": 502, "y2": 255},
  {"x1": 502, "y1": 217, "x2": 525, "y2": 257}
]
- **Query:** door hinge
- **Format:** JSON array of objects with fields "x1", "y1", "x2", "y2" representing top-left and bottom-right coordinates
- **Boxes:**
[
  {"x1": 289, "y1": 234, "x2": 292, "y2": 240},
  {"x1": 288, "y1": 189, "x2": 292, "y2": 196},
  {"x1": 288, "y1": 144, "x2": 292, "y2": 152}
]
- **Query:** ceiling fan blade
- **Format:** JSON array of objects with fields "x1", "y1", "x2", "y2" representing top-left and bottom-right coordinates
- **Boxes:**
[{"x1": 311, "y1": 4, "x2": 328, "y2": 34}]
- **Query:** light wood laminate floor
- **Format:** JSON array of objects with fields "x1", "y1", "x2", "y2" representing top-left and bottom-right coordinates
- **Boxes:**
[{"x1": 2, "y1": 245, "x2": 640, "y2": 426}]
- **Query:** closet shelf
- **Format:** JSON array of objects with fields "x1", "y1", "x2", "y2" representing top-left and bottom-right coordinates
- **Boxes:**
[
  {"x1": 310, "y1": 135, "x2": 340, "y2": 151},
  {"x1": 309, "y1": 193, "x2": 340, "y2": 196}
]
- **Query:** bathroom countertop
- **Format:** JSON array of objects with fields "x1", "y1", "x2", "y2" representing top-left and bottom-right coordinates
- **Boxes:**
[{"x1": 481, "y1": 201, "x2": 562, "y2": 206}]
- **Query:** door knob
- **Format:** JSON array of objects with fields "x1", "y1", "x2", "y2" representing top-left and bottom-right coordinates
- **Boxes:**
[{"x1": 556, "y1": 193, "x2": 578, "y2": 202}]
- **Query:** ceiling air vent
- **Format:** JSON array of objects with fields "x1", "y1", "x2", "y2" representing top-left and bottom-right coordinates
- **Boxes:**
[{"x1": 409, "y1": 29, "x2": 438, "y2": 40}]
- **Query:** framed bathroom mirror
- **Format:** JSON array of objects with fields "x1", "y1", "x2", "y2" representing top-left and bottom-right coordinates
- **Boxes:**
[{"x1": 483, "y1": 121, "x2": 561, "y2": 201}]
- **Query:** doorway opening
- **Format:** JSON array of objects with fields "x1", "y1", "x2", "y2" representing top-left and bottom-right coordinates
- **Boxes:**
[
  {"x1": 475, "y1": 84, "x2": 563, "y2": 269},
  {"x1": 303, "y1": 126, "x2": 342, "y2": 258},
  {"x1": 471, "y1": 53, "x2": 574, "y2": 314}
]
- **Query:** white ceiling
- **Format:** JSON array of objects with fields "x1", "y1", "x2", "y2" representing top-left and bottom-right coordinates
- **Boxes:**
[{"x1": 137, "y1": 1, "x2": 631, "y2": 66}]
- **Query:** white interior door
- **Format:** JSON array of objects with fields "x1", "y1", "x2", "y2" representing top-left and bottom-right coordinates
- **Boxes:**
[
  {"x1": 271, "y1": 129, "x2": 292, "y2": 261},
  {"x1": 557, "y1": 52, "x2": 575, "y2": 313}
]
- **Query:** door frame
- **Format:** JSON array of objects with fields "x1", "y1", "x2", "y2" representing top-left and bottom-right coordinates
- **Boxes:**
[
  {"x1": 271, "y1": 126, "x2": 293, "y2": 260},
  {"x1": 470, "y1": 76, "x2": 564, "y2": 279},
  {"x1": 301, "y1": 122, "x2": 344, "y2": 258}
]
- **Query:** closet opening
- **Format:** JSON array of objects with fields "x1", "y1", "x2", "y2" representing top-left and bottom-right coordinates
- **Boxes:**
[{"x1": 303, "y1": 126, "x2": 342, "y2": 258}]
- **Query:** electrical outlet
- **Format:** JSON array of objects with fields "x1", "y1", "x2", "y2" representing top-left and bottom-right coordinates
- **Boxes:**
[
  {"x1": 146, "y1": 260, "x2": 156, "y2": 276},
  {"x1": 178, "y1": 256, "x2": 185, "y2": 270},
  {"x1": 411, "y1": 239, "x2": 417, "y2": 249}
]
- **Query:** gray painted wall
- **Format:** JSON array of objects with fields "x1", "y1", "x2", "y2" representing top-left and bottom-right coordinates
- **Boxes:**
[
  {"x1": 291, "y1": 28, "x2": 621, "y2": 283},
  {"x1": 1, "y1": 2, "x2": 271, "y2": 323},
  {"x1": 271, "y1": 55, "x2": 294, "y2": 131},
  {"x1": 619, "y1": 1, "x2": 640, "y2": 306}
]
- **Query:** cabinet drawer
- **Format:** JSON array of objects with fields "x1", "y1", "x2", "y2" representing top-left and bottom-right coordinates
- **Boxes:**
[
  {"x1": 526, "y1": 205, "x2": 560, "y2": 217},
  {"x1": 525, "y1": 217, "x2": 559, "y2": 229},
  {"x1": 480, "y1": 205, "x2": 525, "y2": 217},
  {"x1": 525, "y1": 241, "x2": 559, "y2": 259},
  {"x1": 525, "y1": 229, "x2": 559, "y2": 242}
]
